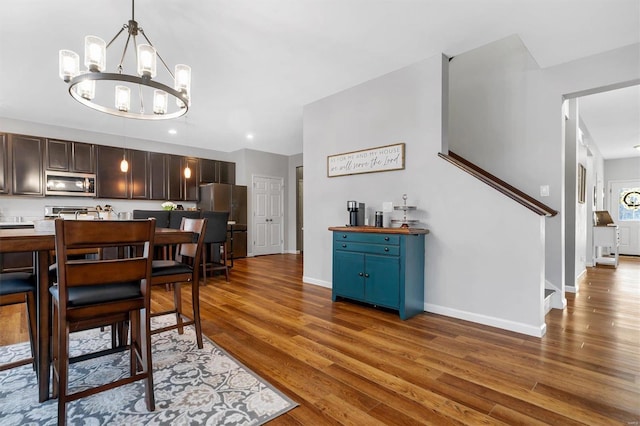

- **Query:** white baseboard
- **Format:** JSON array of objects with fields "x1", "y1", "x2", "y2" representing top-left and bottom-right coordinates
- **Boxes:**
[
  {"x1": 424, "y1": 303, "x2": 547, "y2": 337},
  {"x1": 301, "y1": 279, "x2": 547, "y2": 337},
  {"x1": 545, "y1": 280, "x2": 567, "y2": 309},
  {"x1": 303, "y1": 276, "x2": 331, "y2": 289}
]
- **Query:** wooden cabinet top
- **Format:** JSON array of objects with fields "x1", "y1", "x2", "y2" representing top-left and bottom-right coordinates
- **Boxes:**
[{"x1": 329, "y1": 226, "x2": 429, "y2": 235}]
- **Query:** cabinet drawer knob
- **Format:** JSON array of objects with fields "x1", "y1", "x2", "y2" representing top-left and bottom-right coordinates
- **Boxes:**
[
  {"x1": 342, "y1": 234, "x2": 347, "y2": 238},
  {"x1": 358, "y1": 272, "x2": 363, "y2": 276},
  {"x1": 384, "y1": 247, "x2": 389, "y2": 252},
  {"x1": 384, "y1": 236, "x2": 390, "y2": 241},
  {"x1": 342, "y1": 243, "x2": 347, "y2": 248},
  {"x1": 364, "y1": 273, "x2": 370, "y2": 278}
]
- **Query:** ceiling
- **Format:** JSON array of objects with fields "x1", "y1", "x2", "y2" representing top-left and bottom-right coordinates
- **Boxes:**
[
  {"x1": 578, "y1": 85, "x2": 640, "y2": 160},
  {"x1": 0, "y1": 0, "x2": 638, "y2": 157}
]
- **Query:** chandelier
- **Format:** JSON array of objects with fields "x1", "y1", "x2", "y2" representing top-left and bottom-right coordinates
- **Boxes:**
[{"x1": 58, "y1": 0, "x2": 191, "y2": 120}]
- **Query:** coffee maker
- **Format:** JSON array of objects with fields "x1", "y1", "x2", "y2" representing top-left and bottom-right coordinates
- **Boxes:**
[{"x1": 347, "y1": 201, "x2": 365, "y2": 226}]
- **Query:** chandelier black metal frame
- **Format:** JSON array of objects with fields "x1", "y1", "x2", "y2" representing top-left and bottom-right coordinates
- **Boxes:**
[{"x1": 58, "y1": 0, "x2": 191, "y2": 120}]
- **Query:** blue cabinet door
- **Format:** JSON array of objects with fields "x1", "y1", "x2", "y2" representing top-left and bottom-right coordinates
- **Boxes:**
[
  {"x1": 365, "y1": 254, "x2": 400, "y2": 309},
  {"x1": 333, "y1": 251, "x2": 365, "y2": 301}
]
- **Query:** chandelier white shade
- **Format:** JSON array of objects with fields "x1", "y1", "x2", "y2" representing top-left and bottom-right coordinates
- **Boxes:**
[{"x1": 58, "y1": 0, "x2": 191, "y2": 120}]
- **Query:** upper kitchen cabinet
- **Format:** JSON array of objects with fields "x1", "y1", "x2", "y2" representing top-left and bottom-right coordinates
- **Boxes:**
[
  {"x1": 0, "y1": 133, "x2": 8, "y2": 194},
  {"x1": 149, "y1": 152, "x2": 168, "y2": 200},
  {"x1": 200, "y1": 159, "x2": 216, "y2": 184},
  {"x1": 184, "y1": 157, "x2": 199, "y2": 201},
  {"x1": 9, "y1": 134, "x2": 44, "y2": 196},
  {"x1": 166, "y1": 155, "x2": 199, "y2": 202},
  {"x1": 96, "y1": 145, "x2": 128, "y2": 199},
  {"x1": 46, "y1": 139, "x2": 95, "y2": 173},
  {"x1": 217, "y1": 161, "x2": 235, "y2": 185},
  {"x1": 167, "y1": 155, "x2": 183, "y2": 201},
  {"x1": 199, "y1": 159, "x2": 235, "y2": 185},
  {"x1": 129, "y1": 149, "x2": 149, "y2": 199},
  {"x1": 96, "y1": 145, "x2": 149, "y2": 199}
]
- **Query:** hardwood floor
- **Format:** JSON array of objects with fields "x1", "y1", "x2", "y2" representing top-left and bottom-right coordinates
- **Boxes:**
[{"x1": 2, "y1": 255, "x2": 639, "y2": 424}]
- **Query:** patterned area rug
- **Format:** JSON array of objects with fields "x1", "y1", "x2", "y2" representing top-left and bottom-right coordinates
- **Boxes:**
[{"x1": 0, "y1": 316, "x2": 297, "y2": 425}]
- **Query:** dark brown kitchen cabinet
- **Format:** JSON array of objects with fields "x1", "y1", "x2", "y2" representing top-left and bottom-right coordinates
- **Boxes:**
[
  {"x1": 150, "y1": 154, "x2": 198, "y2": 201},
  {"x1": 46, "y1": 139, "x2": 94, "y2": 173},
  {"x1": 0, "y1": 133, "x2": 8, "y2": 194},
  {"x1": 184, "y1": 157, "x2": 199, "y2": 201},
  {"x1": 200, "y1": 159, "x2": 216, "y2": 184},
  {"x1": 199, "y1": 159, "x2": 235, "y2": 185},
  {"x1": 96, "y1": 145, "x2": 149, "y2": 199},
  {"x1": 167, "y1": 155, "x2": 183, "y2": 201},
  {"x1": 149, "y1": 152, "x2": 167, "y2": 200},
  {"x1": 10, "y1": 134, "x2": 44, "y2": 196},
  {"x1": 129, "y1": 149, "x2": 148, "y2": 199},
  {"x1": 96, "y1": 145, "x2": 128, "y2": 198},
  {"x1": 217, "y1": 161, "x2": 235, "y2": 184}
]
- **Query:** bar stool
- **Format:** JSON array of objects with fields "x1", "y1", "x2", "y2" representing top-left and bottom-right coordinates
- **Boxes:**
[
  {"x1": 0, "y1": 272, "x2": 37, "y2": 372},
  {"x1": 201, "y1": 211, "x2": 230, "y2": 283}
]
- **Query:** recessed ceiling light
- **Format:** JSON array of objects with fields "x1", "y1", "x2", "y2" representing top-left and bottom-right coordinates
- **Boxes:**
[
  {"x1": 246, "y1": 133, "x2": 254, "y2": 140},
  {"x1": 634, "y1": 144, "x2": 640, "y2": 151},
  {"x1": 168, "y1": 129, "x2": 177, "y2": 135}
]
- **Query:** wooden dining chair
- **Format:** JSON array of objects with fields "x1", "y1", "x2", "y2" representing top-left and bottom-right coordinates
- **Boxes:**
[
  {"x1": 201, "y1": 211, "x2": 230, "y2": 283},
  {"x1": 50, "y1": 218, "x2": 156, "y2": 426},
  {"x1": 0, "y1": 272, "x2": 37, "y2": 372},
  {"x1": 150, "y1": 217, "x2": 207, "y2": 348}
]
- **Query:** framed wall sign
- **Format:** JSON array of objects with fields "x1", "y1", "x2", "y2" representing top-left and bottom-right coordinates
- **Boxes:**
[{"x1": 327, "y1": 143, "x2": 405, "y2": 177}]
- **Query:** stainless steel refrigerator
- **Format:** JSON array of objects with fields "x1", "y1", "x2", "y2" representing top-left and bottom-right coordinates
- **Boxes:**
[{"x1": 198, "y1": 183, "x2": 247, "y2": 258}]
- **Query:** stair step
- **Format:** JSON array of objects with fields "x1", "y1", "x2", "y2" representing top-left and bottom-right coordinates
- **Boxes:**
[{"x1": 544, "y1": 289, "x2": 555, "y2": 299}]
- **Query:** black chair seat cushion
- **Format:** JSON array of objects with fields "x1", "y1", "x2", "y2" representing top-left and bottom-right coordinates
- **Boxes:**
[
  {"x1": 151, "y1": 260, "x2": 193, "y2": 276},
  {"x1": 49, "y1": 282, "x2": 142, "y2": 307},
  {"x1": 0, "y1": 272, "x2": 36, "y2": 295}
]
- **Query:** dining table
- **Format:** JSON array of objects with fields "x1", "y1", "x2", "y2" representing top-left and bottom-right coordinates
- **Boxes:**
[{"x1": 0, "y1": 224, "x2": 195, "y2": 402}]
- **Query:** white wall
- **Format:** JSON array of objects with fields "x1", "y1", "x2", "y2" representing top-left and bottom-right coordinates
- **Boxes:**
[
  {"x1": 447, "y1": 37, "x2": 640, "y2": 297},
  {"x1": 303, "y1": 54, "x2": 547, "y2": 336},
  {"x1": 604, "y1": 157, "x2": 640, "y2": 186}
]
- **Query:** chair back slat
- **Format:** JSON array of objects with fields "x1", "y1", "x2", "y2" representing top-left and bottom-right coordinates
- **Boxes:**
[
  {"x1": 176, "y1": 218, "x2": 207, "y2": 261},
  {"x1": 54, "y1": 218, "x2": 156, "y2": 292},
  {"x1": 58, "y1": 220, "x2": 156, "y2": 247},
  {"x1": 64, "y1": 258, "x2": 150, "y2": 287}
]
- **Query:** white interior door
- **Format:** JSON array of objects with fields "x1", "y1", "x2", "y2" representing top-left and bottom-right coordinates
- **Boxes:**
[
  {"x1": 608, "y1": 180, "x2": 640, "y2": 255},
  {"x1": 253, "y1": 176, "x2": 284, "y2": 256}
]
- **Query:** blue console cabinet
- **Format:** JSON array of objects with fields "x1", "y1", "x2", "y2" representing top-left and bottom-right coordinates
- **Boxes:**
[{"x1": 330, "y1": 227, "x2": 427, "y2": 320}]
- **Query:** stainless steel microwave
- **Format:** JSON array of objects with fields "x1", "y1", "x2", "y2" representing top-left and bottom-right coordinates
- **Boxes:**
[{"x1": 45, "y1": 171, "x2": 96, "y2": 197}]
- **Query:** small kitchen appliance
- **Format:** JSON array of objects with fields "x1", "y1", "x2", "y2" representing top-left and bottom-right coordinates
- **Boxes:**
[
  {"x1": 375, "y1": 211, "x2": 384, "y2": 227},
  {"x1": 347, "y1": 201, "x2": 365, "y2": 226}
]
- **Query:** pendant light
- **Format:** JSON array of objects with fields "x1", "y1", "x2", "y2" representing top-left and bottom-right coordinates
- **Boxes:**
[{"x1": 120, "y1": 154, "x2": 129, "y2": 173}]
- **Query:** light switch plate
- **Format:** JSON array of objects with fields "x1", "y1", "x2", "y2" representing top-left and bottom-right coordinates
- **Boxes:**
[{"x1": 540, "y1": 185, "x2": 550, "y2": 197}]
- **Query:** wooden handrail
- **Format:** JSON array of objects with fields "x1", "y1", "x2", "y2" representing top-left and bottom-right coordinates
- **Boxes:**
[{"x1": 439, "y1": 151, "x2": 558, "y2": 217}]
